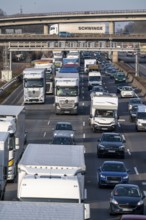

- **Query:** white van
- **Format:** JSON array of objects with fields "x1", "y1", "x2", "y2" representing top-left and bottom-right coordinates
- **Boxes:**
[
  {"x1": 135, "y1": 104, "x2": 146, "y2": 131},
  {"x1": 88, "y1": 71, "x2": 102, "y2": 90}
]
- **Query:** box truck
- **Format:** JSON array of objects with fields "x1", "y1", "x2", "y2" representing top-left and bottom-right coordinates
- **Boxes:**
[
  {"x1": 0, "y1": 105, "x2": 26, "y2": 181},
  {"x1": 0, "y1": 132, "x2": 9, "y2": 200},
  {"x1": 49, "y1": 23, "x2": 106, "y2": 35}
]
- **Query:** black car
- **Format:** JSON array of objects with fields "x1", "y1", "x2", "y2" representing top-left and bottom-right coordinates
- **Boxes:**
[
  {"x1": 97, "y1": 161, "x2": 129, "y2": 188},
  {"x1": 109, "y1": 184, "x2": 145, "y2": 215},
  {"x1": 97, "y1": 132, "x2": 126, "y2": 158}
]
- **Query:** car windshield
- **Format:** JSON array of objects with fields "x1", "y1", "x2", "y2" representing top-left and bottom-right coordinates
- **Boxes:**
[
  {"x1": 123, "y1": 87, "x2": 133, "y2": 91},
  {"x1": 52, "y1": 137, "x2": 74, "y2": 145},
  {"x1": 114, "y1": 186, "x2": 140, "y2": 197},
  {"x1": 130, "y1": 99, "x2": 141, "y2": 104},
  {"x1": 102, "y1": 134, "x2": 122, "y2": 142},
  {"x1": 56, "y1": 124, "x2": 72, "y2": 130},
  {"x1": 102, "y1": 163, "x2": 126, "y2": 172},
  {"x1": 95, "y1": 110, "x2": 114, "y2": 118}
]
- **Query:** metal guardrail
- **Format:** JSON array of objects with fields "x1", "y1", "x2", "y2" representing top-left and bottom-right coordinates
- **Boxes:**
[{"x1": 0, "y1": 75, "x2": 21, "y2": 94}]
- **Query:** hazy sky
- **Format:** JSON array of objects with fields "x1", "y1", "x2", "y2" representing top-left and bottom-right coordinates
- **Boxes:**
[{"x1": 1, "y1": 0, "x2": 146, "y2": 15}]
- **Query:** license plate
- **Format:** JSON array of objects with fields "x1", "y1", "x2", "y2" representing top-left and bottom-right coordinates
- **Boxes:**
[
  {"x1": 64, "y1": 111, "x2": 70, "y2": 113},
  {"x1": 108, "y1": 150, "x2": 115, "y2": 153},
  {"x1": 123, "y1": 208, "x2": 132, "y2": 211}
]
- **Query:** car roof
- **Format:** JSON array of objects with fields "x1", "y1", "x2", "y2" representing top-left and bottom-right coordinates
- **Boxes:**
[
  {"x1": 56, "y1": 122, "x2": 72, "y2": 125},
  {"x1": 103, "y1": 161, "x2": 124, "y2": 165},
  {"x1": 115, "y1": 183, "x2": 139, "y2": 188},
  {"x1": 121, "y1": 214, "x2": 146, "y2": 220},
  {"x1": 102, "y1": 132, "x2": 120, "y2": 135}
]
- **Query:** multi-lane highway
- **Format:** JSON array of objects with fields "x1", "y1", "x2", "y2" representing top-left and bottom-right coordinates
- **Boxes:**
[{"x1": 3, "y1": 60, "x2": 146, "y2": 220}]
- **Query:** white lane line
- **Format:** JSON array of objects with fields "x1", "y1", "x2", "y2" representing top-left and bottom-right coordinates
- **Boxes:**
[
  {"x1": 127, "y1": 149, "x2": 131, "y2": 156},
  {"x1": 82, "y1": 102, "x2": 84, "y2": 106},
  {"x1": 118, "y1": 119, "x2": 126, "y2": 122},
  {"x1": 134, "y1": 167, "x2": 139, "y2": 175},
  {"x1": 83, "y1": 133, "x2": 86, "y2": 139},
  {"x1": 43, "y1": 132, "x2": 46, "y2": 137},
  {"x1": 118, "y1": 122, "x2": 121, "y2": 128},
  {"x1": 83, "y1": 121, "x2": 85, "y2": 126},
  {"x1": 48, "y1": 121, "x2": 50, "y2": 125},
  {"x1": 142, "y1": 182, "x2": 146, "y2": 185}
]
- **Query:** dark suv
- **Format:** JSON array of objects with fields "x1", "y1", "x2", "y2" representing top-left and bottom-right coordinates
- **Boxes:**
[{"x1": 97, "y1": 132, "x2": 126, "y2": 158}]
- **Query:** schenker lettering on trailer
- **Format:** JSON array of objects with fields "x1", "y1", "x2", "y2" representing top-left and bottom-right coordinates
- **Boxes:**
[{"x1": 78, "y1": 26, "x2": 103, "y2": 30}]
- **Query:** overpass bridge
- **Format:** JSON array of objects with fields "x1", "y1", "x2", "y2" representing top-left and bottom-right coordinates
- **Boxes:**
[
  {"x1": 0, "y1": 33, "x2": 146, "y2": 43},
  {"x1": 0, "y1": 9, "x2": 146, "y2": 34}
]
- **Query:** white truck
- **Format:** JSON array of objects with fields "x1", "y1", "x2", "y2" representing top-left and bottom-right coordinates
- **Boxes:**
[
  {"x1": 34, "y1": 60, "x2": 54, "y2": 94},
  {"x1": 49, "y1": 23, "x2": 106, "y2": 35},
  {"x1": 89, "y1": 93, "x2": 119, "y2": 132},
  {"x1": 23, "y1": 68, "x2": 46, "y2": 103},
  {"x1": 54, "y1": 73, "x2": 79, "y2": 114},
  {"x1": 88, "y1": 71, "x2": 102, "y2": 90},
  {"x1": 0, "y1": 132, "x2": 9, "y2": 200},
  {"x1": 84, "y1": 59, "x2": 96, "y2": 73},
  {"x1": 17, "y1": 143, "x2": 86, "y2": 202},
  {"x1": 0, "y1": 105, "x2": 26, "y2": 181},
  {"x1": 0, "y1": 201, "x2": 90, "y2": 220}
]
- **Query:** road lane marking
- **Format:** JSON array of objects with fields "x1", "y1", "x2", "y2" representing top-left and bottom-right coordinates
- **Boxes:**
[
  {"x1": 43, "y1": 132, "x2": 46, "y2": 137},
  {"x1": 82, "y1": 103, "x2": 84, "y2": 106},
  {"x1": 48, "y1": 121, "x2": 50, "y2": 125},
  {"x1": 134, "y1": 167, "x2": 139, "y2": 175},
  {"x1": 83, "y1": 133, "x2": 85, "y2": 139},
  {"x1": 142, "y1": 182, "x2": 146, "y2": 185},
  {"x1": 127, "y1": 149, "x2": 131, "y2": 156},
  {"x1": 83, "y1": 121, "x2": 85, "y2": 126}
]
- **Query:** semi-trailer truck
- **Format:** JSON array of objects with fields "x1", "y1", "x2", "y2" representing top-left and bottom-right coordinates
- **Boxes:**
[
  {"x1": 49, "y1": 23, "x2": 106, "y2": 35},
  {"x1": 0, "y1": 132, "x2": 9, "y2": 200},
  {"x1": 0, "y1": 105, "x2": 26, "y2": 181},
  {"x1": 17, "y1": 144, "x2": 87, "y2": 202},
  {"x1": 54, "y1": 73, "x2": 79, "y2": 114},
  {"x1": 0, "y1": 201, "x2": 90, "y2": 220}
]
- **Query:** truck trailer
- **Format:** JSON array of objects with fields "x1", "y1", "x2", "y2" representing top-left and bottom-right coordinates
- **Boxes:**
[
  {"x1": 17, "y1": 143, "x2": 86, "y2": 202},
  {"x1": 49, "y1": 23, "x2": 106, "y2": 35},
  {"x1": 0, "y1": 105, "x2": 26, "y2": 181},
  {"x1": 0, "y1": 201, "x2": 90, "y2": 220},
  {"x1": 0, "y1": 132, "x2": 9, "y2": 200}
]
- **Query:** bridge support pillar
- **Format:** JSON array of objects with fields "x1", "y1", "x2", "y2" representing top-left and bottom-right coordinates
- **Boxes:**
[
  {"x1": 43, "y1": 24, "x2": 48, "y2": 35},
  {"x1": 112, "y1": 51, "x2": 118, "y2": 63},
  {"x1": 109, "y1": 22, "x2": 115, "y2": 34}
]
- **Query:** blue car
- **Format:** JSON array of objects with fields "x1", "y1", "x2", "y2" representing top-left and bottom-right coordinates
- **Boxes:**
[
  {"x1": 97, "y1": 161, "x2": 129, "y2": 188},
  {"x1": 58, "y1": 32, "x2": 74, "y2": 37}
]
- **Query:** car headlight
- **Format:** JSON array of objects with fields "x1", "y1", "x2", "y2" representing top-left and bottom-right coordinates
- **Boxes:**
[
  {"x1": 98, "y1": 144, "x2": 105, "y2": 149},
  {"x1": 123, "y1": 175, "x2": 129, "y2": 179},
  {"x1": 119, "y1": 145, "x2": 125, "y2": 150},
  {"x1": 137, "y1": 121, "x2": 142, "y2": 126},
  {"x1": 110, "y1": 198, "x2": 118, "y2": 205},
  {"x1": 100, "y1": 174, "x2": 106, "y2": 179},
  {"x1": 137, "y1": 200, "x2": 144, "y2": 206}
]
